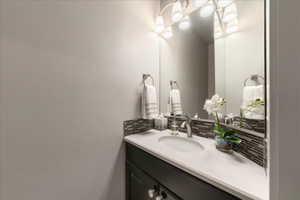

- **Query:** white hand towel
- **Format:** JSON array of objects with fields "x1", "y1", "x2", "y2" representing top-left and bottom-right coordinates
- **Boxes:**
[
  {"x1": 169, "y1": 89, "x2": 183, "y2": 115},
  {"x1": 142, "y1": 84, "x2": 159, "y2": 119},
  {"x1": 241, "y1": 85, "x2": 264, "y2": 119}
]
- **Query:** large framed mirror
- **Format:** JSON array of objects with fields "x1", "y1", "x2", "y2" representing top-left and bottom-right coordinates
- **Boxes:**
[{"x1": 158, "y1": 0, "x2": 266, "y2": 135}]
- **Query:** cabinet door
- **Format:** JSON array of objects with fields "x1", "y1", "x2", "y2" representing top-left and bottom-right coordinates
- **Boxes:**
[
  {"x1": 126, "y1": 162, "x2": 158, "y2": 200},
  {"x1": 159, "y1": 187, "x2": 182, "y2": 200}
]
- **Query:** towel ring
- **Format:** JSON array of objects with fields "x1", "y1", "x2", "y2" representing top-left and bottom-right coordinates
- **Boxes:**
[
  {"x1": 244, "y1": 75, "x2": 264, "y2": 86},
  {"x1": 143, "y1": 74, "x2": 154, "y2": 86},
  {"x1": 170, "y1": 80, "x2": 180, "y2": 89}
]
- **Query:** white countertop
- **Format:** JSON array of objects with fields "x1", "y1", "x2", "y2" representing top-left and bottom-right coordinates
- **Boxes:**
[{"x1": 124, "y1": 129, "x2": 269, "y2": 200}]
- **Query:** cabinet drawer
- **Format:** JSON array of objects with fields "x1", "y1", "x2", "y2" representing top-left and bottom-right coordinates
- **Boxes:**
[{"x1": 126, "y1": 143, "x2": 240, "y2": 200}]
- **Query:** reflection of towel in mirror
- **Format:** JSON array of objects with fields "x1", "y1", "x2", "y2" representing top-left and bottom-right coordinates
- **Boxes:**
[
  {"x1": 241, "y1": 85, "x2": 264, "y2": 119},
  {"x1": 142, "y1": 84, "x2": 159, "y2": 119},
  {"x1": 169, "y1": 89, "x2": 183, "y2": 115}
]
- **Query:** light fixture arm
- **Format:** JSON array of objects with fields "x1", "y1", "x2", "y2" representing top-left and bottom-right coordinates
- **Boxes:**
[
  {"x1": 212, "y1": 0, "x2": 226, "y2": 32},
  {"x1": 159, "y1": 0, "x2": 190, "y2": 16}
]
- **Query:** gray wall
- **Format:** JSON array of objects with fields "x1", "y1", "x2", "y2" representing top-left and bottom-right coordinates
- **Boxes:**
[
  {"x1": 160, "y1": 28, "x2": 209, "y2": 117},
  {"x1": 269, "y1": 0, "x2": 300, "y2": 199},
  {"x1": 0, "y1": 1, "x2": 159, "y2": 200}
]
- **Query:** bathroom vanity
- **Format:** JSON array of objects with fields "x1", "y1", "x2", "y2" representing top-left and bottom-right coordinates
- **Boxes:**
[
  {"x1": 125, "y1": 0, "x2": 268, "y2": 199},
  {"x1": 125, "y1": 130, "x2": 268, "y2": 200},
  {"x1": 126, "y1": 144, "x2": 239, "y2": 200}
]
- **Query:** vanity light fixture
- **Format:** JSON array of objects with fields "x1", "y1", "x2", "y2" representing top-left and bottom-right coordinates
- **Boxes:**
[
  {"x1": 178, "y1": 16, "x2": 191, "y2": 30},
  {"x1": 214, "y1": 18, "x2": 223, "y2": 38},
  {"x1": 155, "y1": 16, "x2": 165, "y2": 33},
  {"x1": 154, "y1": 0, "x2": 188, "y2": 37},
  {"x1": 172, "y1": 1, "x2": 184, "y2": 22},
  {"x1": 217, "y1": 0, "x2": 233, "y2": 8},
  {"x1": 194, "y1": 0, "x2": 209, "y2": 8},
  {"x1": 222, "y1": 3, "x2": 237, "y2": 23},
  {"x1": 214, "y1": 20, "x2": 223, "y2": 37},
  {"x1": 162, "y1": 27, "x2": 173, "y2": 39},
  {"x1": 153, "y1": 0, "x2": 239, "y2": 38},
  {"x1": 199, "y1": 1, "x2": 216, "y2": 18}
]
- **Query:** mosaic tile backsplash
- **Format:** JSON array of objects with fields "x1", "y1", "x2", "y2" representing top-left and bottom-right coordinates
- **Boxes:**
[
  {"x1": 123, "y1": 117, "x2": 266, "y2": 167},
  {"x1": 123, "y1": 119, "x2": 154, "y2": 136}
]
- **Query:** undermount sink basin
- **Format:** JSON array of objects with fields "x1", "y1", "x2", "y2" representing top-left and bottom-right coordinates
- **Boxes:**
[{"x1": 158, "y1": 136, "x2": 204, "y2": 152}]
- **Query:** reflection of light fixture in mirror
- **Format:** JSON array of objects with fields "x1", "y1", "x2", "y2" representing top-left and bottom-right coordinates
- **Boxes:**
[
  {"x1": 214, "y1": 16, "x2": 223, "y2": 38},
  {"x1": 200, "y1": 2, "x2": 216, "y2": 17},
  {"x1": 194, "y1": 0, "x2": 209, "y2": 8},
  {"x1": 226, "y1": 25, "x2": 238, "y2": 33},
  {"x1": 154, "y1": 16, "x2": 165, "y2": 33},
  {"x1": 222, "y1": 3, "x2": 237, "y2": 23},
  {"x1": 178, "y1": 16, "x2": 191, "y2": 30},
  {"x1": 226, "y1": 19, "x2": 238, "y2": 33},
  {"x1": 172, "y1": 1, "x2": 184, "y2": 22},
  {"x1": 162, "y1": 27, "x2": 173, "y2": 39},
  {"x1": 217, "y1": 0, "x2": 233, "y2": 8},
  {"x1": 214, "y1": 30, "x2": 223, "y2": 38}
]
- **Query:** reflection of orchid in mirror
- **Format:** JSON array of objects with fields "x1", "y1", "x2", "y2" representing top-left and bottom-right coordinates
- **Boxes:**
[
  {"x1": 203, "y1": 94, "x2": 226, "y2": 122},
  {"x1": 244, "y1": 98, "x2": 265, "y2": 114}
]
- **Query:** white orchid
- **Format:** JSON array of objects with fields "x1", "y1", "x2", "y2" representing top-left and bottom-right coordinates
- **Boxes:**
[
  {"x1": 204, "y1": 95, "x2": 241, "y2": 145},
  {"x1": 203, "y1": 94, "x2": 226, "y2": 115}
]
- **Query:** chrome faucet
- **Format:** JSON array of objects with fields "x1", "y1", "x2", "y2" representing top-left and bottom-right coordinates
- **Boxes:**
[{"x1": 180, "y1": 115, "x2": 193, "y2": 138}]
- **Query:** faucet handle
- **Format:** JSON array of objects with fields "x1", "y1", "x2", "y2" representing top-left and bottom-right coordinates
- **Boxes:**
[{"x1": 193, "y1": 113, "x2": 199, "y2": 119}]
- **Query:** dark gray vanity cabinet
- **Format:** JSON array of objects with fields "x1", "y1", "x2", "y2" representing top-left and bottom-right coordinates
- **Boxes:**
[
  {"x1": 127, "y1": 160, "x2": 179, "y2": 200},
  {"x1": 126, "y1": 143, "x2": 241, "y2": 200},
  {"x1": 126, "y1": 163, "x2": 157, "y2": 200}
]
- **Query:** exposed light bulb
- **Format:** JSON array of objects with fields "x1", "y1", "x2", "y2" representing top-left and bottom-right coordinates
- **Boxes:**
[
  {"x1": 200, "y1": 3, "x2": 216, "y2": 18},
  {"x1": 222, "y1": 3, "x2": 237, "y2": 23},
  {"x1": 217, "y1": 0, "x2": 233, "y2": 8},
  {"x1": 162, "y1": 27, "x2": 173, "y2": 39},
  {"x1": 194, "y1": 0, "x2": 209, "y2": 8},
  {"x1": 172, "y1": 1, "x2": 184, "y2": 22},
  {"x1": 178, "y1": 16, "x2": 191, "y2": 30},
  {"x1": 154, "y1": 16, "x2": 165, "y2": 33}
]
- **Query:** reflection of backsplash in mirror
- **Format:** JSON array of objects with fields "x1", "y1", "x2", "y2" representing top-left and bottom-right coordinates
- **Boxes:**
[{"x1": 233, "y1": 116, "x2": 265, "y2": 133}]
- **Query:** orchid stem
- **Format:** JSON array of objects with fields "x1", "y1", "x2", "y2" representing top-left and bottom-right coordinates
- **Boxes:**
[{"x1": 215, "y1": 112, "x2": 220, "y2": 126}]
